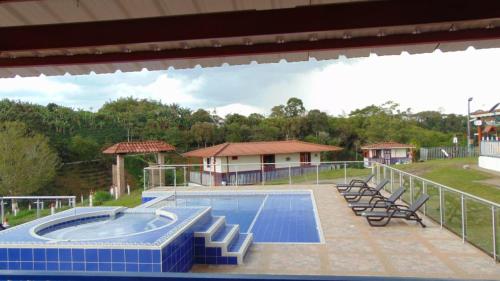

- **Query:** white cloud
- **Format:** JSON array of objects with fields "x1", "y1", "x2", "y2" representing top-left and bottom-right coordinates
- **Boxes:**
[
  {"x1": 103, "y1": 73, "x2": 204, "y2": 106},
  {"x1": 0, "y1": 75, "x2": 81, "y2": 95},
  {"x1": 211, "y1": 103, "x2": 265, "y2": 117},
  {"x1": 276, "y1": 48, "x2": 500, "y2": 115}
]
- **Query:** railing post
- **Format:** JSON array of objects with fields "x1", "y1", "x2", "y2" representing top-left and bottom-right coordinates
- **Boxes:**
[
  {"x1": 390, "y1": 169, "x2": 394, "y2": 192},
  {"x1": 461, "y1": 194, "x2": 466, "y2": 243},
  {"x1": 143, "y1": 169, "x2": 146, "y2": 190},
  {"x1": 159, "y1": 167, "x2": 162, "y2": 187},
  {"x1": 0, "y1": 198, "x2": 3, "y2": 223},
  {"x1": 439, "y1": 186, "x2": 443, "y2": 228},
  {"x1": 422, "y1": 181, "x2": 427, "y2": 216},
  {"x1": 288, "y1": 164, "x2": 292, "y2": 185},
  {"x1": 209, "y1": 170, "x2": 213, "y2": 187},
  {"x1": 173, "y1": 168, "x2": 177, "y2": 187},
  {"x1": 235, "y1": 166, "x2": 239, "y2": 187},
  {"x1": 36, "y1": 199, "x2": 40, "y2": 218},
  {"x1": 344, "y1": 163, "x2": 347, "y2": 184},
  {"x1": 492, "y1": 206, "x2": 497, "y2": 261},
  {"x1": 316, "y1": 164, "x2": 319, "y2": 185},
  {"x1": 409, "y1": 177, "x2": 413, "y2": 204},
  {"x1": 183, "y1": 166, "x2": 187, "y2": 187}
]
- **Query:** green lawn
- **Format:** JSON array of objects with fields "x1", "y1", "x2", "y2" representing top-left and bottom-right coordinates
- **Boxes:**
[
  {"x1": 397, "y1": 157, "x2": 500, "y2": 203},
  {"x1": 386, "y1": 157, "x2": 499, "y2": 259},
  {"x1": 265, "y1": 164, "x2": 371, "y2": 185},
  {"x1": 6, "y1": 189, "x2": 144, "y2": 227}
]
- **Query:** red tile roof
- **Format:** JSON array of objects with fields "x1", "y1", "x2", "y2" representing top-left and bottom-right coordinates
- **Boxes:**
[
  {"x1": 103, "y1": 141, "x2": 176, "y2": 154},
  {"x1": 183, "y1": 140, "x2": 342, "y2": 158},
  {"x1": 361, "y1": 141, "x2": 415, "y2": 150}
]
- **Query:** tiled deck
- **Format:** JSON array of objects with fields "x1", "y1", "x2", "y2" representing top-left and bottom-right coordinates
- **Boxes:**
[{"x1": 162, "y1": 184, "x2": 500, "y2": 280}]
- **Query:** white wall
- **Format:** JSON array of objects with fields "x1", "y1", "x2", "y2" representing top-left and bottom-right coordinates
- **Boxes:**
[
  {"x1": 391, "y1": 148, "x2": 408, "y2": 158},
  {"x1": 202, "y1": 152, "x2": 322, "y2": 172},
  {"x1": 222, "y1": 155, "x2": 262, "y2": 173},
  {"x1": 275, "y1": 153, "x2": 301, "y2": 168},
  {"x1": 311, "y1": 152, "x2": 321, "y2": 165},
  {"x1": 478, "y1": 156, "x2": 500, "y2": 172},
  {"x1": 203, "y1": 156, "x2": 224, "y2": 173}
]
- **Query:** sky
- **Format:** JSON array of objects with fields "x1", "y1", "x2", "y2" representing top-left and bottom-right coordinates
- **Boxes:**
[{"x1": 0, "y1": 47, "x2": 498, "y2": 117}]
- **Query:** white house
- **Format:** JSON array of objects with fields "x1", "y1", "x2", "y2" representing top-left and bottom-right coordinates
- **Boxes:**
[
  {"x1": 361, "y1": 142, "x2": 415, "y2": 167},
  {"x1": 183, "y1": 140, "x2": 342, "y2": 185}
]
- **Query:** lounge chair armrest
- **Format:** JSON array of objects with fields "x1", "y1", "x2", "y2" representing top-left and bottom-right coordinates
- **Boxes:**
[
  {"x1": 343, "y1": 182, "x2": 367, "y2": 192},
  {"x1": 369, "y1": 199, "x2": 389, "y2": 211},
  {"x1": 368, "y1": 195, "x2": 385, "y2": 204}
]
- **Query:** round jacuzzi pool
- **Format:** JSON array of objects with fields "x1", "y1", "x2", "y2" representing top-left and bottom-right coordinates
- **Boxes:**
[{"x1": 33, "y1": 211, "x2": 175, "y2": 241}]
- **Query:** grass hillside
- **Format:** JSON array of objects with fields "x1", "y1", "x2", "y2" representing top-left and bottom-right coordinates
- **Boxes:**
[{"x1": 398, "y1": 158, "x2": 500, "y2": 203}]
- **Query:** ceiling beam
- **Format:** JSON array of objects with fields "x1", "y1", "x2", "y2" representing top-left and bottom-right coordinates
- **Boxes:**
[
  {"x1": 1, "y1": 0, "x2": 500, "y2": 52},
  {"x1": 2, "y1": 27, "x2": 500, "y2": 68}
]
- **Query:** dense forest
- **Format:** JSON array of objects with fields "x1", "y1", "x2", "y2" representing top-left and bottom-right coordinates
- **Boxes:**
[{"x1": 0, "y1": 97, "x2": 467, "y2": 195}]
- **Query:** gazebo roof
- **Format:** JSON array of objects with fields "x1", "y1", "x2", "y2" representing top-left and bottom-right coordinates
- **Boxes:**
[
  {"x1": 361, "y1": 141, "x2": 415, "y2": 150},
  {"x1": 103, "y1": 141, "x2": 176, "y2": 154}
]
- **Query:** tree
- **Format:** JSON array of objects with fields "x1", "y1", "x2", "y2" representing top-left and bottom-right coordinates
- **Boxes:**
[
  {"x1": 68, "y1": 135, "x2": 100, "y2": 161},
  {"x1": 190, "y1": 122, "x2": 217, "y2": 147},
  {"x1": 284, "y1": 97, "x2": 306, "y2": 117},
  {"x1": 0, "y1": 122, "x2": 59, "y2": 195}
]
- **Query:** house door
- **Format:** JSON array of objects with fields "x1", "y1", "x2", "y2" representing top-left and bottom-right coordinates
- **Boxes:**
[
  {"x1": 300, "y1": 152, "x2": 311, "y2": 166},
  {"x1": 262, "y1": 154, "x2": 275, "y2": 171},
  {"x1": 383, "y1": 150, "x2": 391, "y2": 165}
]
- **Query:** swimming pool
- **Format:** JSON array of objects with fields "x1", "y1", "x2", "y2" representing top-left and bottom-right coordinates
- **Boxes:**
[
  {"x1": 146, "y1": 191, "x2": 322, "y2": 243},
  {"x1": 37, "y1": 212, "x2": 174, "y2": 241}
]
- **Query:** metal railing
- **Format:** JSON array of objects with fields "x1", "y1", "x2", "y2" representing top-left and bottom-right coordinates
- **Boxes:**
[
  {"x1": 481, "y1": 141, "x2": 500, "y2": 157},
  {"x1": 419, "y1": 146, "x2": 479, "y2": 161},
  {"x1": 143, "y1": 161, "x2": 369, "y2": 189},
  {"x1": 372, "y1": 162, "x2": 499, "y2": 261},
  {"x1": 0, "y1": 195, "x2": 77, "y2": 223}
]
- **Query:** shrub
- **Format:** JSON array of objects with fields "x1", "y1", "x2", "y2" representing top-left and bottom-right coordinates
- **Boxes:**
[{"x1": 93, "y1": 191, "x2": 113, "y2": 205}]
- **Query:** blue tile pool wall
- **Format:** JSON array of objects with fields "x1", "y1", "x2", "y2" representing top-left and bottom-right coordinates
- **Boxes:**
[
  {"x1": 193, "y1": 237, "x2": 237, "y2": 265},
  {"x1": 159, "y1": 210, "x2": 212, "y2": 272},
  {"x1": 142, "y1": 197, "x2": 155, "y2": 204},
  {"x1": 0, "y1": 248, "x2": 161, "y2": 273}
]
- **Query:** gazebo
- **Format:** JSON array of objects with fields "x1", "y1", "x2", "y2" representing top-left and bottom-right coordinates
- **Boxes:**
[{"x1": 102, "y1": 141, "x2": 176, "y2": 197}]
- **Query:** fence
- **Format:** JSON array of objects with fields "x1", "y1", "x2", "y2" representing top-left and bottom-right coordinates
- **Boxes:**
[
  {"x1": 372, "y1": 162, "x2": 499, "y2": 261},
  {"x1": 419, "y1": 146, "x2": 479, "y2": 161},
  {"x1": 481, "y1": 141, "x2": 500, "y2": 157},
  {"x1": 144, "y1": 161, "x2": 369, "y2": 189},
  {"x1": 0, "y1": 196, "x2": 77, "y2": 224}
]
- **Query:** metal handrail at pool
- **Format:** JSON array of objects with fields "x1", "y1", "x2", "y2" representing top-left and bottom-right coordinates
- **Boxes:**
[
  {"x1": 144, "y1": 161, "x2": 368, "y2": 189},
  {"x1": 371, "y1": 162, "x2": 499, "y2": 262},
  {"x1": 0, "y1": 195, "x2": 77, "y2": 224}
]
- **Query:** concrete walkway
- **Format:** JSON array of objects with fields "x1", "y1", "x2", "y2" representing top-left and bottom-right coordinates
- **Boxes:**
[{"x1": 184, "y1": 184, "x2": 500, "y2": 280}]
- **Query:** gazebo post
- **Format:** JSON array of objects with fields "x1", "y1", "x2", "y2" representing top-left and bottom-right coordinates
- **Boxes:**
[
  {"x1": 158, "y1": 152, "x2": 165, "y2": 187},
  {"x1": 116, "y1": 154, "x2": 126, "y2": 198}
]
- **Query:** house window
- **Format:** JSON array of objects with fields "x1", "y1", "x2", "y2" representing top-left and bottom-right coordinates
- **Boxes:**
[
  {"x1": 300, "y1": 152, "x2": 311, "y2": 164},
  {"x1": 286, "y1": 157, "x2": 291, "y2": 161},
  {"x1": 232, "y1": 156, "x2": 238, "y2": 160},
  {"x1": 206, "y1": 157, "x2": 211, "y2": 168}
]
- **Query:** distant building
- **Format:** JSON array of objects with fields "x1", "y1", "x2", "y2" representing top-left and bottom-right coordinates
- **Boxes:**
[
  {"x1": 471, "y1": 105, "x2": 500, "y2": 172},
  {"x1": 361, "y1": 142, "x2": 415, "y2": 167},
  {"x1": 183, "y1": 140, "x2": 342, "y2": 185}
]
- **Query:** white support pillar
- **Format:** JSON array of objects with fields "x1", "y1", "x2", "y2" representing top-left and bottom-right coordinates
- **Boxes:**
[{"x1": 158, "y1": 152, "x2": 166, "y2": 187}]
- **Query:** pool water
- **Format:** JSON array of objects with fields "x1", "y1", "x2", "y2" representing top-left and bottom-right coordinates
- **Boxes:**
[
  {"x1": 154, "y1": 193, "x2": 321, "y2": 243},
  {"x1": 40, "y1": 212, "x2": 172, "y2": 241}
]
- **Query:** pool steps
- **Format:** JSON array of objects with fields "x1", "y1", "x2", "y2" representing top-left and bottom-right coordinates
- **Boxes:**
[
  {"x1": 193, "y1": 216, "x2": 253, "y2": 265},
  {"x1": 139, "y1": 195, "x2": 253, "y2": 265}
]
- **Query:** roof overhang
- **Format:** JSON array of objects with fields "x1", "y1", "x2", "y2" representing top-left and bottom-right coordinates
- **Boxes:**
[{"x1": 2, "y1": 0, "x2": 500, "y2": 77}]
